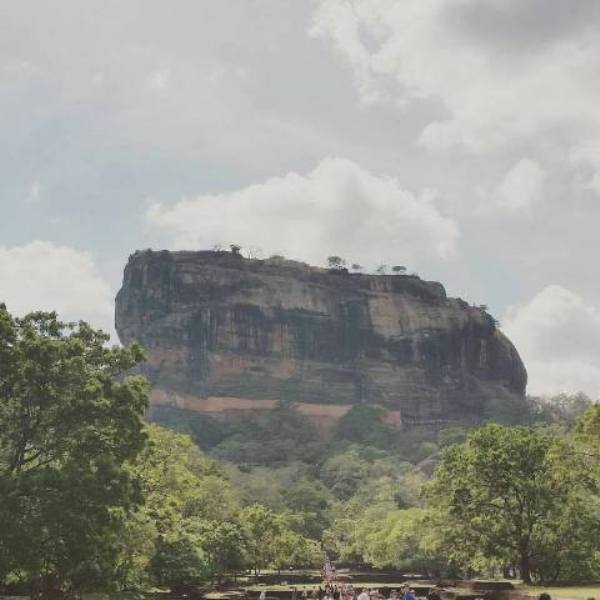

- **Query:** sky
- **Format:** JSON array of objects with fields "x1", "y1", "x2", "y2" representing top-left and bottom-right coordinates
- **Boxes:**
[{"x1": 1, "y1": 0, "x2": 600, "y2": 398}]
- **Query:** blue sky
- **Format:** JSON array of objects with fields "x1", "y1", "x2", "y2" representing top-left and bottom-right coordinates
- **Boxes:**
[{"x1": 2, "y1": 0, "x2": 600, "y2": 397}]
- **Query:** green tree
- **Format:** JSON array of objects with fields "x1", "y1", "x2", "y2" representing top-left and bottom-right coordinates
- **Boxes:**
[
  {"x1": 425, "y1": 424, "x2": 599, "y2": 583},
  {"x1": 577, "y1": 403, "x2": 600, "y2": 454},
  {"x1": 327, "y1": 256, "x2": 346, "y2": 269},
  {"x1": 271, "y1": 529, "x2": 324, "y2": 574},
  {"x1": 132, "y1": 424, "x2": 238, "y2": 534},
  {"x1": 282, "y1": 478, "x2": 333, "y2": 539},
  {"x1": 192, "y1": 520, "x2": 247, "y2": 583},
  {"x1": 239, "y1": 504, "x2": 284, "y2": 575},
  {"x1": 150, "y1": 534, "x2": 210, "y2": 592},
  {"x1": 0, "y1": 307, "x2": 149, "y2": 598},
  {"x1": 119, "y1": 425, "x2": 241, "y2": 588},
  {"x1": 359, "y1": 508, "x2": 431, "y2": 573},
  {"x1": 320, "y1": 449, "x2": 370, "y2": 501}
]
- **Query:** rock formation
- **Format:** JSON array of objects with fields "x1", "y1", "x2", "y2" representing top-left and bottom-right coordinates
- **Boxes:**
[{"x1": 115, "y1": 250, "x2": 527, "y2": 429}]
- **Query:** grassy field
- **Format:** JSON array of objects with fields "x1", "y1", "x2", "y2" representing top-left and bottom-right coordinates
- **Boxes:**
[{"x1": 517, "y1": 585, "x2": 600, "y2": 600}]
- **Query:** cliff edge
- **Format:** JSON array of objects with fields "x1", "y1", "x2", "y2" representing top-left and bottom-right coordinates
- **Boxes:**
[{"x1": 115, "y1": 250, "x2": 527, "y2": 428}]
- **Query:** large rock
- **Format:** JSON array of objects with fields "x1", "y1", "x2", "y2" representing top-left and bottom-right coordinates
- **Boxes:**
[{"x1": 115, "y1": 250, "x2": 526, "y2": 428}]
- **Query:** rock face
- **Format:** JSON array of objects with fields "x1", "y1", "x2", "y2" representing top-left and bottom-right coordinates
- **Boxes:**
[{"x1": 115, "y1": 250, "x2": 527, "y2": 428}]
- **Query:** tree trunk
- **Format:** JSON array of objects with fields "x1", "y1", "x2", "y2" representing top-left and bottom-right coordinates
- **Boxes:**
[
  {"x1": 30, "y1": 574, "x2": 79, "y2": 600},
  {"x1": 520, "y1": 551, "x2": 532, "y2": 585}
]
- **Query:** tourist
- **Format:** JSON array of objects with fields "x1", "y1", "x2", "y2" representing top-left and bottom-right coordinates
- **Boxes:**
[
  {"x1": 358, "y1": 589, "x2": 369, "y2": 600},
  {"x1": 401, "y1": 585, "x2": 416, "y2": 600},
  {"x1": 259, "y1": 591, "x2": 266, "y2": 600}
]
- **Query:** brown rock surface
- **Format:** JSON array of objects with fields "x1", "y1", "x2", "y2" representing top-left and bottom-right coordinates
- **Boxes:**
[{"x1": 115, "y1": 250, "x2": 527, "y2": 426}]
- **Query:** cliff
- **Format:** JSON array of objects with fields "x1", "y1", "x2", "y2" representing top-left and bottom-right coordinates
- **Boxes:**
[{"x1": 115, "y1": 250, "x2": 527, "y2": 428}]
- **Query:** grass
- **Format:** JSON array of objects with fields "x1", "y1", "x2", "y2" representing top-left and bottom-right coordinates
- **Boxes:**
[{"x1": 517, "y1": 585, "x2": 600, "y2": 600}]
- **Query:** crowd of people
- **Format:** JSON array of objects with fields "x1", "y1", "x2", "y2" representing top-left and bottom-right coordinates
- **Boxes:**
[
  {"x1": 256, "y1": 562, "x2": 596, "y2": 600},
  {"x1": 289, "y1": 583, "x2": 423, "y2": 600},
  {"x1": 270, "y1": 561, "x2": 439, "y2": 600}
]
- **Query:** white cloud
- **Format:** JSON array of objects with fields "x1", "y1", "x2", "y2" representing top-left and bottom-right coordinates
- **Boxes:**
[
  {"x1": 149, "y1": 68, "x2": 170, "y2": 90},
  {"x1": 569, "y1": 142, "x2": 600, "y2": 194},
  {"x1": 24, "y1": 181, "x2": 41, "y2": 204},
  {"x1": 493, "y1": 159, "x2": 545, "y2": 214},
  {"x1": 310, "y1": 0, "x2": 600, "y2": 154},
  {"x1": 503, "y1": 285, "x2": 600, "y2": 397},
  {"x1": 0, "y1": 241, "x2": 114, "y2": 339},
  {"x1": 146, "y1": 157, "x2": 458, "y2": 268}
]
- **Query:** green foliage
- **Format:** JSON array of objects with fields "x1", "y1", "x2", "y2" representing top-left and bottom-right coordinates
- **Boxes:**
[
  {"x1": 9, "y1": 305, "x2": 600, "y2": 592},
  {"x1": 150, "y1": 533, "x2": 210, "y2": 592},
  {"x1": 211, "y1": 403, "x2": 323, "y2": 466},
  {"x1": 335, "y1": 406, "x2": 391, "y2": 447},
  {"x1": 327, "y1": 256, "x2": 346, "y2": 269},
  {"x1": 0, "y1": 307, "x2": 149, "y2": 597},
  {"x1": 358, "y1": 507, "x2": 431, "y2": 572},
  {"x1": 437, "y1": 426, "x2": 468, "y2": 448},
  {"x1": 190, "y1": 520, "x2": 247, "y2": 583},
  {"x1": 239, "y1": 504, "x2": 320, "y2": 574},
  {"x1": 118, "y1": 424, "x2": 242, "y2": 589},
  {"x1": 577, "y1": 403, "x2": 600, "y2": 452},
  {"x1": 239, "y1": 504, "x2": 284, "y2": 574},
  {"x1": 149, "y1": 406, "x2": 229, "y2": 450},
  {"x1": 320, "y1": 449, "x2": 370, "y2": 501},
  {"x1": 424, "y1": 423, "x2": 600, "y2": 583}
]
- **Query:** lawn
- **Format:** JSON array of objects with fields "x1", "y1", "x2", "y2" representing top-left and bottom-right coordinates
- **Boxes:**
[{"x1": 517, "y1": 585, "x2": 600, "y2": 600}]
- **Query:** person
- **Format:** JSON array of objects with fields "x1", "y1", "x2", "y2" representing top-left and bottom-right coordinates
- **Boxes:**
[
  {"x1": 259, "y1": 591, "x2": 266, "y2": 600},
  {"x1": 401, "y1": 586, "x2": 416, "y2": 600},
  {"x1": 427, "y1": 588, "x2": 441, "y2": 600},
  {"x1": 292, "y1": 588, "x2": 298, "y2": 600},
  {"x1": 538, "y1": 594, "x2": 551, "y2": 600},
  {"x1": 358, "y1": 589, "x2": 369, "y2": 600}
]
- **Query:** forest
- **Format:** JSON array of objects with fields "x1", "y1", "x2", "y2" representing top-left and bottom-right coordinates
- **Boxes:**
[{"x1": 0, "y1": 306, "x2": 599, "y2": 599}]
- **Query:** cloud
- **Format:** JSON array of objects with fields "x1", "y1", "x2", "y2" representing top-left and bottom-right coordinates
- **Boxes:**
[
  {"x1": 493, "y1": 159, "x2": 545, "y2": 214},
  {"x1": 24, "y1": 181, "x2": 41, "y2": 204},
  {"x1": 146, "y1": 157, "x2": 458, "y2": 268},
  {"x1": 569, "y1": 142, "x2": 600, "y2": 195},
  {"x1": 503, "y1": 285, "x2": 600, "y2": 397},
  {"x1": 0, "y1": 241, "x2": 114, "y2": 339},
  {"x1": 310, "y1": 0, "x2": 600, "y2": 154},
  {"x1": 149, "y1": 69, "x2": 170, "y2": 91}
]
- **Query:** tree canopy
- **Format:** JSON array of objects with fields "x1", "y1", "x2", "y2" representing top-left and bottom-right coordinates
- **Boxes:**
[
  {"x1": 0, "y1": 307, "x2": 149, "y2": 598},
  {"x1": 425, "y1": 423, "x2": 600, "y2": 583}
]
